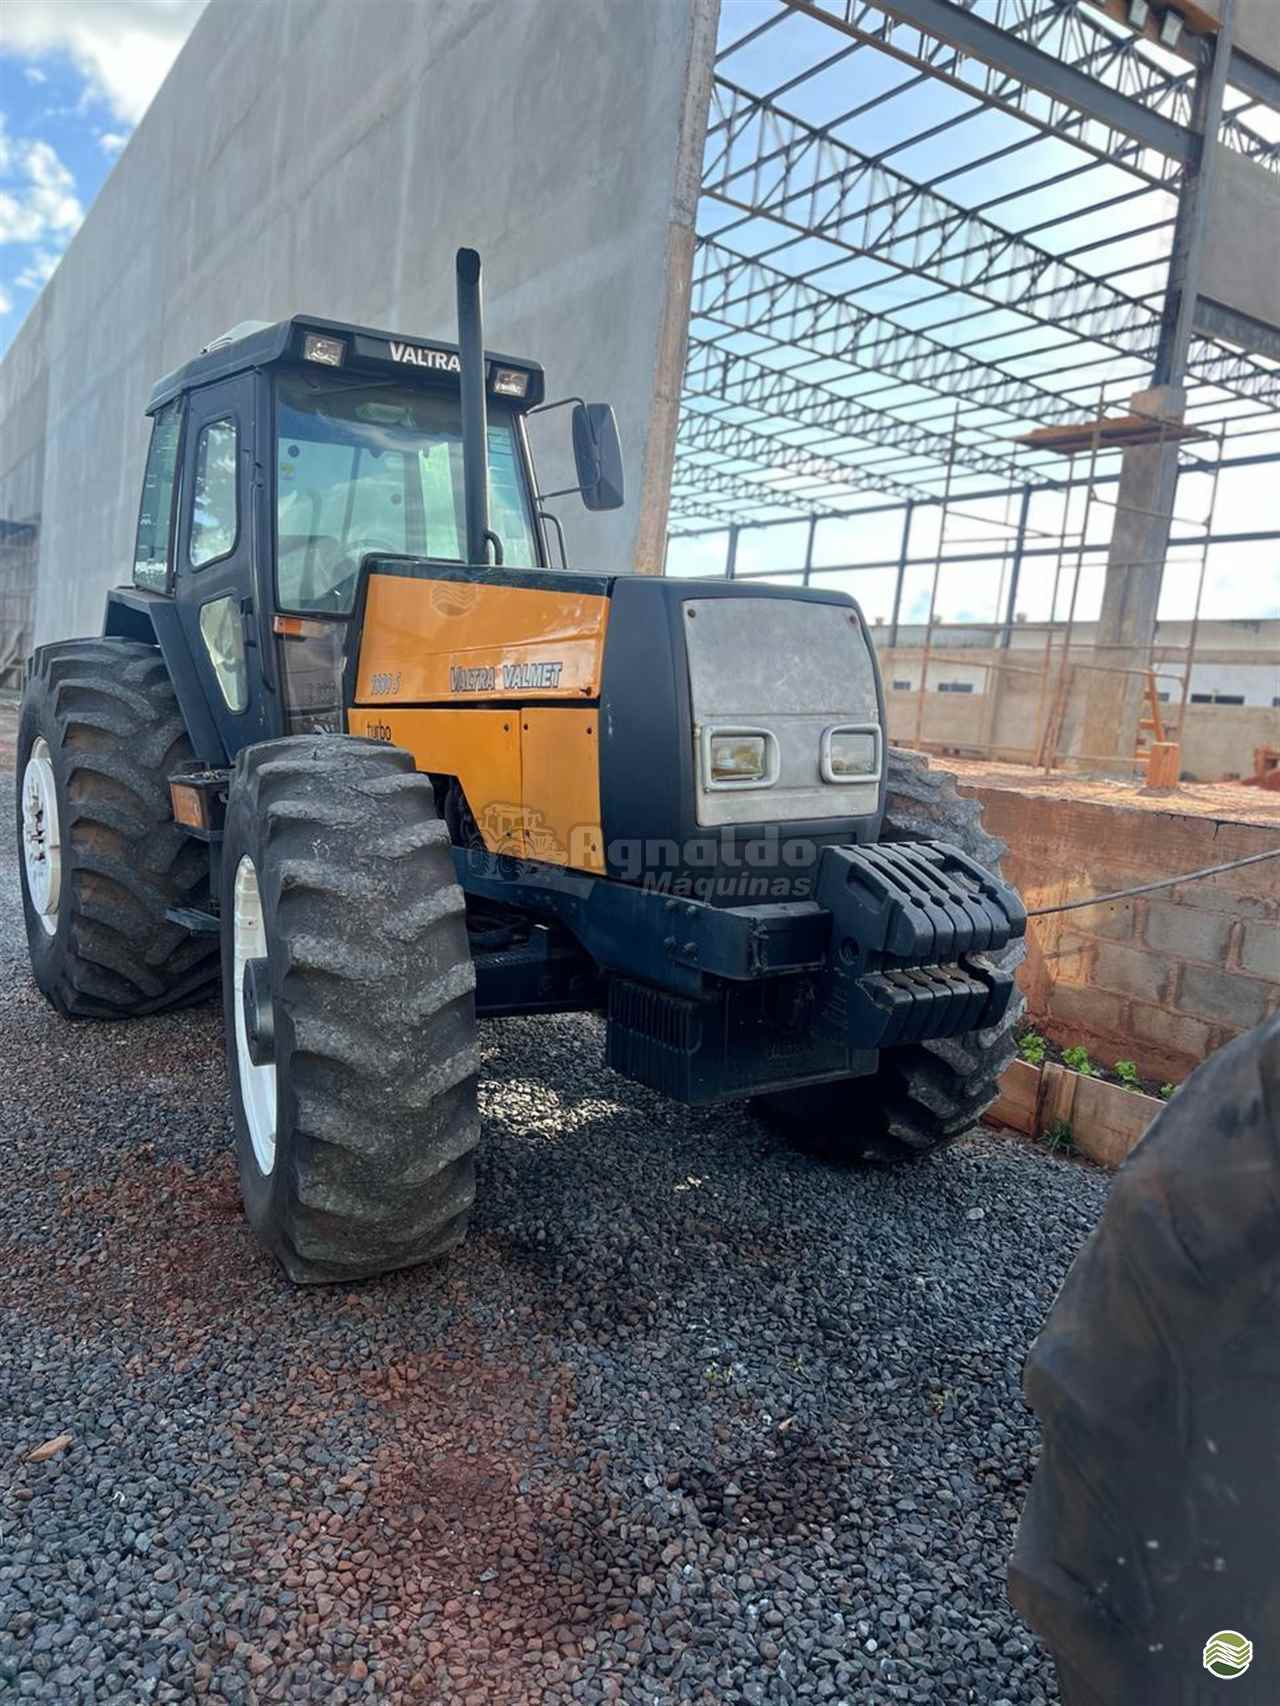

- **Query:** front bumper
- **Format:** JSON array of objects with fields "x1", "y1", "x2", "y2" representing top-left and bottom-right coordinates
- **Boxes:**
[{"x1": 458, "y1": 838, "x2": 1024, "y2": 1103}]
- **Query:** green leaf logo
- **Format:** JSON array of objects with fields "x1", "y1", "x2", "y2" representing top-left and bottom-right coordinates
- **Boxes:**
[{"x1": 1204, "y1": 1631, "x2": 1254, "y2": 1679}]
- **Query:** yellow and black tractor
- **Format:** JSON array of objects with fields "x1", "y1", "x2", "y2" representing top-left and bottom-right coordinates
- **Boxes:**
[{"x1": 15, "y1": 250, "x2": 1025, "y2": 1282}]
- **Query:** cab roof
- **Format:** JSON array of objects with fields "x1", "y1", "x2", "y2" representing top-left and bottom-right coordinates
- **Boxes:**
[{"x1": 146, "y1": 312, "x2": 545, "y2": 414}]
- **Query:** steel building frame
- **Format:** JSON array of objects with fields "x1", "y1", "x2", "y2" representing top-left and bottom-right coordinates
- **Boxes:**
[{"x1": 671, "y1": 0, "x2": 1280, "y2": 578}]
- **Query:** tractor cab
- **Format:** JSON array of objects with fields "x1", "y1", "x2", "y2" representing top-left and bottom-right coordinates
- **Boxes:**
[{"x1": 112, "y1": 307, "x2": 622, "y2": 762}]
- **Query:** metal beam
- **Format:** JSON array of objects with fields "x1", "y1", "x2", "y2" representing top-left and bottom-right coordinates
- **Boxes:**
[
  {"x1": 1193, "y1": 295, "x2": 1280, "y2": 365},
  {"x1": 1088, "y1": 0, "x2": 1280, "y2": 117},
  {"x1": 692, "y1": 241, "x2": 1105, "y2": 430},
  {"x1": 888, "y1": 501, "x2": 913, "y2": 646},
  {"x1": 1156, "y1": 4, "x2": 1235, "y2": 385},
  {"x1": 669, "y1": 461, "x2": 852, "y2": 522},
  {"x1": 1229, "y1": 48, "x2": 1280, "y2": 115},
  {"x1": 682, "y1": 338, "x2": 1055, "y2": 487},
  {"x1": 784, "y1": 0, "x2": 1279, "y2": 172},
  {"x1": 676, "y1": 411, "x2": 937, "y2": 505},
  {"x1": 704, "y1": 78, "x2": 1280, "y2": 404},
  {"x1": 999, "y1": 485, "x2": 1034, "y2": 648},
  {"x1": 795, "y1": 0, "x2": 1196, "y2": 162}
]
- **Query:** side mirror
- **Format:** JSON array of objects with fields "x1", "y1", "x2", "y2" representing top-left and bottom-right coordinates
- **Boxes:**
[{"x1": 571, "y1": 403, "x2": 625, "y2": 512}]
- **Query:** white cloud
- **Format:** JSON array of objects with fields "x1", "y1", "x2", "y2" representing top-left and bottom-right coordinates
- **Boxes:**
[
  {"x1": 0, "y1": 131, "x2": 84, "y2": 247},
  {"x1": 15, "y1": 247, "x2": 61, "y2": 290},
  {"x1": 0, "y1": 0, "x2": 209, "y2": 125},
  {"x1": 23, "y1": 65, "x2": 46, "y2": 85},
  {"x1": 0, "y1": 284, "x2": 13, "y2": 315},
  {"x1": 98, "y1": 132, "x2": 129, "y2": 156}
]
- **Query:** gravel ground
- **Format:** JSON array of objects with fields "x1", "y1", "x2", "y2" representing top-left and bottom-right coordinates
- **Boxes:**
[{"x1": 0, "y1": 703, "x2": 1111, "y2": 1705}]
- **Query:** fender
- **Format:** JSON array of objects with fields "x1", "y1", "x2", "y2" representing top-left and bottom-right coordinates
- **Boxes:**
[{"x1": 104, "y1": 587, "x2": 228, "y2": 767}]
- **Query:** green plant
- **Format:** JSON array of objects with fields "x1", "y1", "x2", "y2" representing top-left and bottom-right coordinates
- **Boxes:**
[
  {"x1": 1062, "y1": 1045, "x2": 1096, "y2": 1077},
  {"x1": 1160, "y1": 1082, "x2": 1177, "y2": 1101},
  {"x1": 1043, "y1": 1118, "x2": 1074, "y2": 1153},
  {"x1": 1017, "y1": 1030, "x2": 1048, "y2": 1067},
  {"x1": 1114, "y1": 1059, "x2": 1141, "y2": 1092}
]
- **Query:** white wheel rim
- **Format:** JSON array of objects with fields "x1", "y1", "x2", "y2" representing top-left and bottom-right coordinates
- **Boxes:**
[
  {"x1": 21, "y1": 737, "x2": 61, "y2": 937},
  {"x1": 233, "y1": 855, "x2": 277, "y2": 1174}
]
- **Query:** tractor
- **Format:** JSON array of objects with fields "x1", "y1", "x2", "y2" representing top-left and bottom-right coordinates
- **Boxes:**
[{"x1": 16, "y1": 250, "x2": 1024, "y2": 1282}]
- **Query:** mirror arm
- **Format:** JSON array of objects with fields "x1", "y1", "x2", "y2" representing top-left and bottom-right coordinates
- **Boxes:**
[
  {"x1": 525, "y1": 395, "x2": 586, "y2": 418},
  {"x1": 527, "y1": 396, "x2": 590, "y2": 506},
  {"x1": 537, "y1": 509, "x2": 568, "y2": 569}
]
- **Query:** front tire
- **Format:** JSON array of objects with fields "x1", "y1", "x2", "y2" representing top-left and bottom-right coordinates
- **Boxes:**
[
  {"x1": 756, "y1": 747, "x2": 1024, "y2": 1161},
  {"x1": 16, "y1": 638, "x2": 219, "y2": 1018},
  {"x1": 222, "y1": 736, "x2": 480, "y2": 1283}
]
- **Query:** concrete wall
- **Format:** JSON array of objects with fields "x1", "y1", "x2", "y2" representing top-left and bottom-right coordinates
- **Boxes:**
[
  {"x1": 0, "y1": 0, "x2": 718, "y2": 652},
  {"x1": 877, "y1": 641, "x2": 1280, "y2": 779},
  {"x1": 1193, "y1": 0, "x2": 1280, "y2": 71},
  {"x1": 965, "y1": 778, "x2": 1280, "y2": 1083},
  {"x1": 0, "y1": 291, "x2": 48, "y2": 683},
  {"x1": 1201, "y1": 146, "x2": 1280, "y2": 338}
]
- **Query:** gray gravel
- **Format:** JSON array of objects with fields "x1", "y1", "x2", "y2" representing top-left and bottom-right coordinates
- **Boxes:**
[{"x1": 0, "y1": 706, "x2": 1110, "y2": 1705}]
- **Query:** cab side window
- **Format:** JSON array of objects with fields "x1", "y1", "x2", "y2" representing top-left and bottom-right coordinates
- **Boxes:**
[
  {"x1": 133, "y1": 400, "x2": 182, "y2": 592},
  {"x1": 190, "y1": 417, "x2": 239, "y2": 568}
]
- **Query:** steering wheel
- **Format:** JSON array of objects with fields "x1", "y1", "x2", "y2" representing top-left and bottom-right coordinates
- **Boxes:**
[{"x1": 320, "y1": 540, "x2": 402, "y2": 612}]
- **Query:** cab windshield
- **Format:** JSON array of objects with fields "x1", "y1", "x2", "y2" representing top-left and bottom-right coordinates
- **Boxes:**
[{"x1": 274, "y1": 370, "x2": 539, "y2": 613}]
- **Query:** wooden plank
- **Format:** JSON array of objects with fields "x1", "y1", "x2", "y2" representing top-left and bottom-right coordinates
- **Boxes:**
[
  {"x1": 1145, "y1": 742, "x2": 1181, "y2": 790},
  {"x1": 1069, "y1": 1077, "x2": 1163, "y2": 1169},
  {"x1": 1038, "y1": 1062, "x2": 1079, "y2": 1136},
  {"x1": 987, "y1": 1058, "x2": 1040, "y2": 1134},
  {"x1": 984, "y1": 1057, "x2": 1163, "y2": 1168},
  {"x1": 1015, "y1": 414, "x2": 1209, "y2": 454}
]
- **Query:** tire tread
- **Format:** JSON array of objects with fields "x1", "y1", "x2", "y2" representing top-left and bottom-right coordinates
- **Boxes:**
[
  {"x1": 18, "y1": 638, "x2": 219, "y2": 1018},
  {"x1": 225, "y1": 735, "x2": 480, "y2": 1283}
]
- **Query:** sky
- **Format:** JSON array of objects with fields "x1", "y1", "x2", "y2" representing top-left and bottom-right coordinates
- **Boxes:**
[{"x1": 0, "y1": 0, "x2": 207, "y2": 346}]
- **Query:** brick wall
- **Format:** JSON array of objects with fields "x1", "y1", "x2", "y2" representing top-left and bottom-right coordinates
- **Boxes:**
[{"x1": 960, "y1": 780, "x2": 1280, "y2": 1083}]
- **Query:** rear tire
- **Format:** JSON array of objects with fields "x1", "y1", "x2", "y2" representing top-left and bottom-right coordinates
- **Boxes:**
[
  {"x1": 221, "y1": 735, "x2": 480, "y2": 1283},
  {"x1": 1010, "y1": 1017, "x2": 1280, "y2": 1704},
  {"x1": 16, "y1": 638, "x2": 219, "y2": 1018},
  {"x1": 756, "y1": 747, "x2": 1024, "y2": 1161}
]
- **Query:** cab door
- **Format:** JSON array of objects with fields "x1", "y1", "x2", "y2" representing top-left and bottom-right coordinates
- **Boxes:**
[{"x1": 173, "y1": 375, "x2": 277, "y2": 759}]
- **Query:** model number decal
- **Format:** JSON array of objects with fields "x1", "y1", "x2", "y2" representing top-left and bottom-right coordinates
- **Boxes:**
[{"x1": 369, "y1": 671, "x2": 401, "y2": 695}]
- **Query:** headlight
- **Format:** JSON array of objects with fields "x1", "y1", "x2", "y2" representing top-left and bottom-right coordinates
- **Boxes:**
[
  {"x1": 822, "y1": 725, "x2": 881, "y2": 783},
  {"x1": 701, "y1": 727, "x2": 778, "y2": 790}
]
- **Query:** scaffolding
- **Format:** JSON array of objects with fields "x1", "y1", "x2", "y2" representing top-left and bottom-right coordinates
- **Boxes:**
[{"x1": 889, "y1": 401, "x2": 1231, "y2": 775}]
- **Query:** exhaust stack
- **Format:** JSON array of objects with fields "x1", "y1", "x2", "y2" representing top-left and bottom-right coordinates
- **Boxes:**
[{"x1": 455, "y1": 247, "x2": 494, "y2": 567}]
